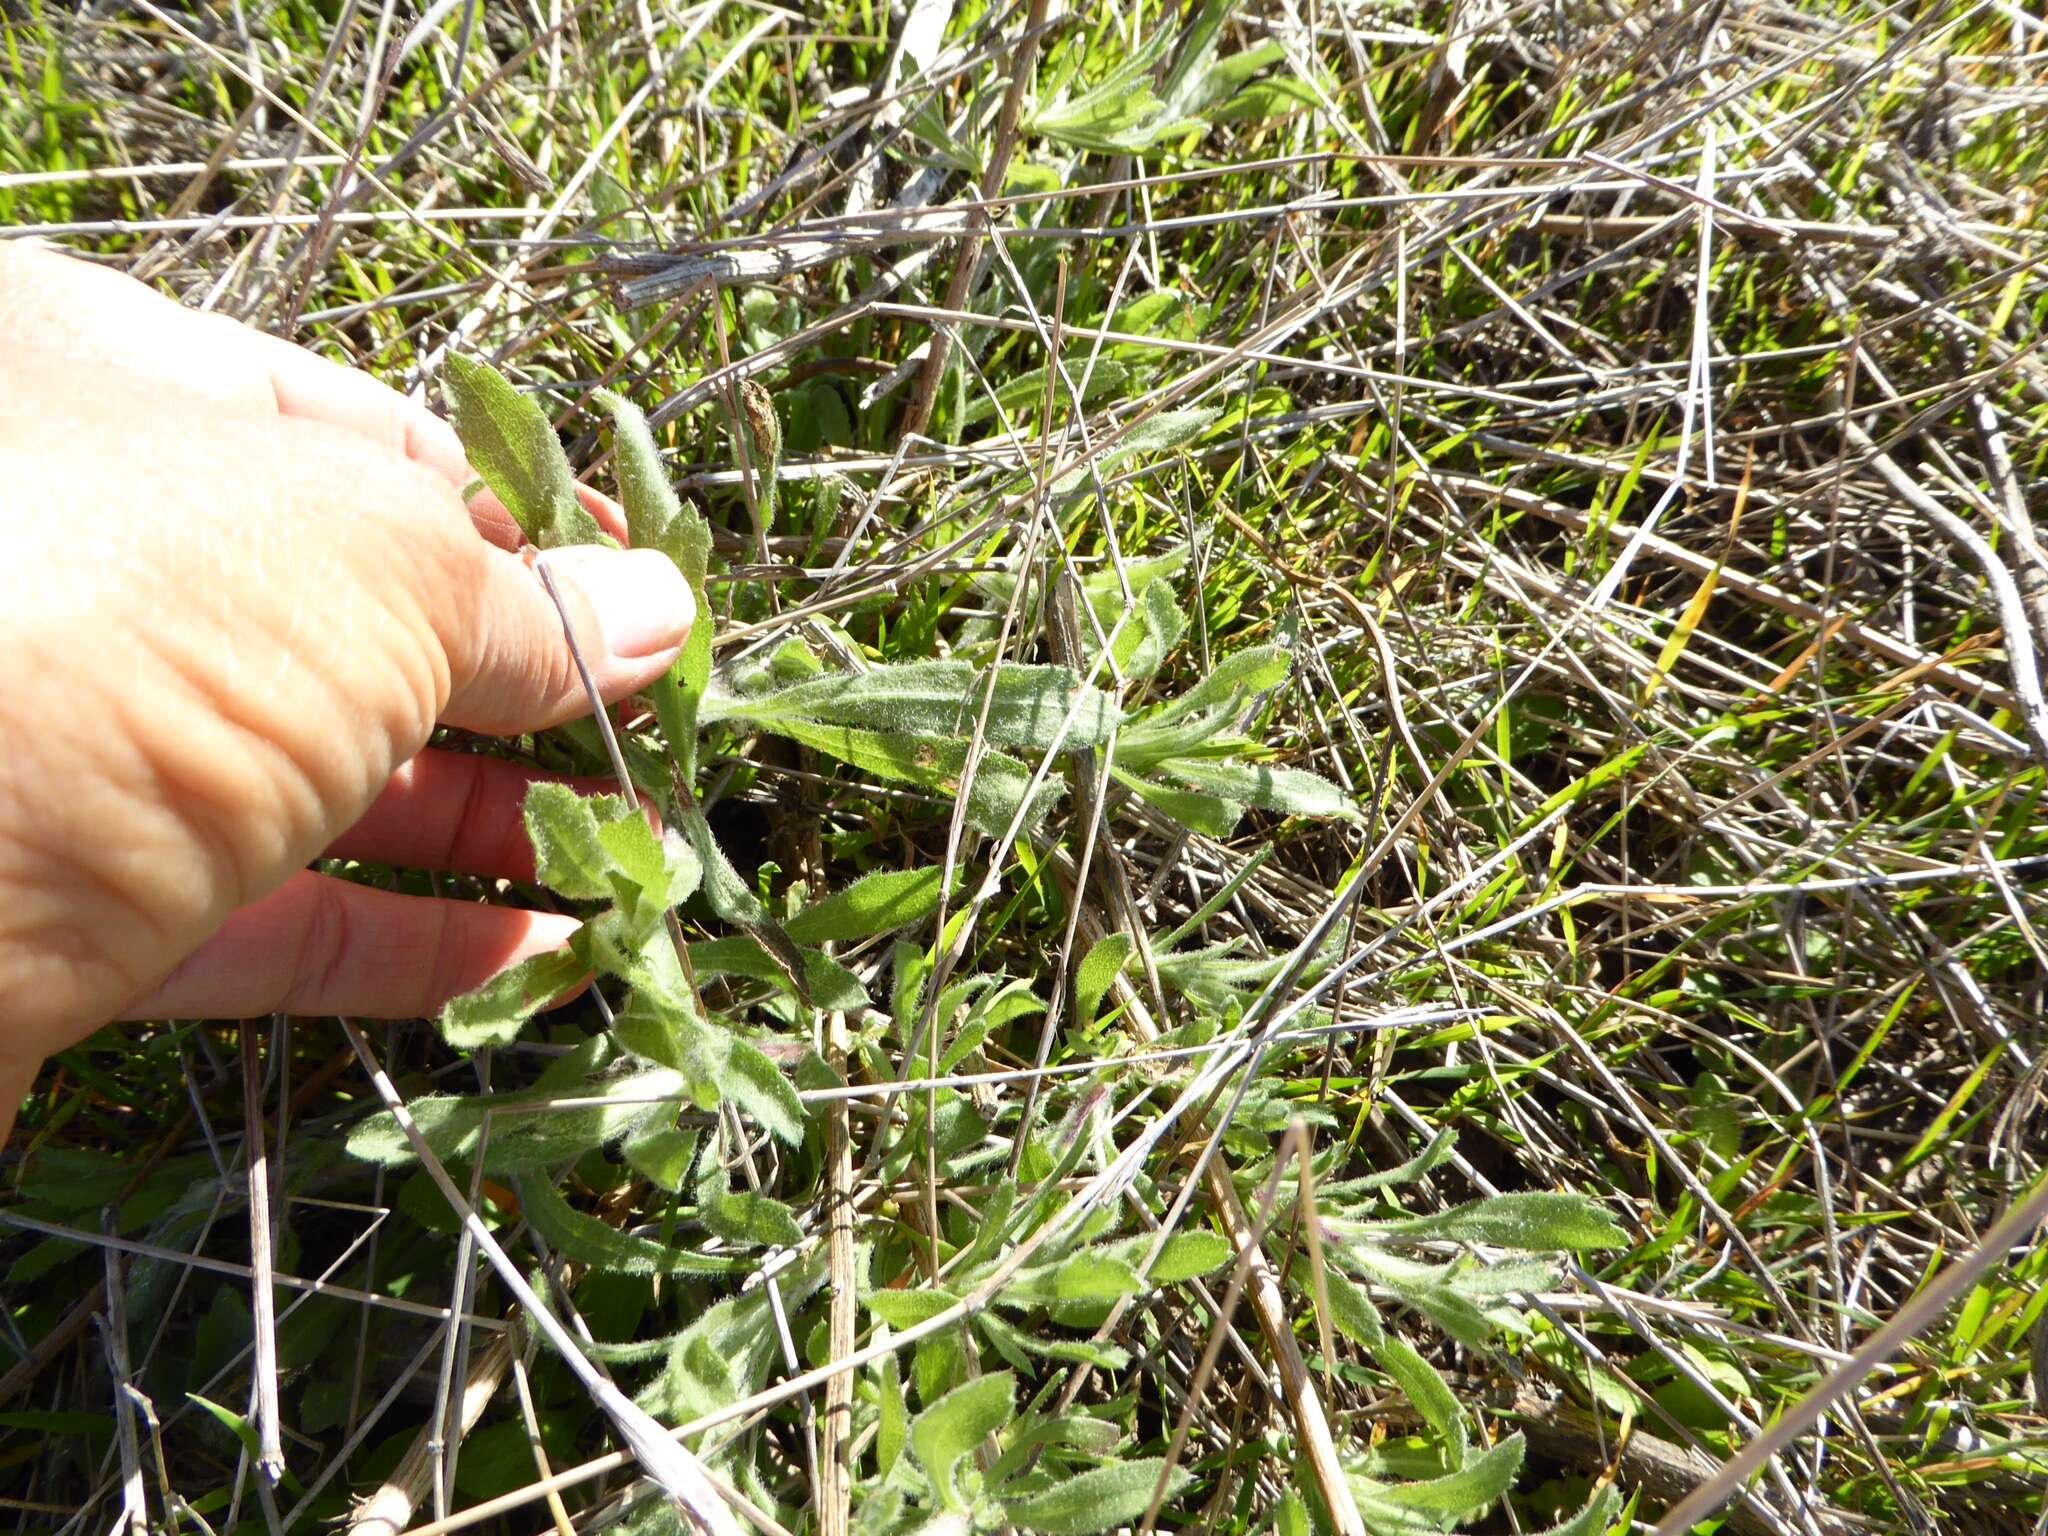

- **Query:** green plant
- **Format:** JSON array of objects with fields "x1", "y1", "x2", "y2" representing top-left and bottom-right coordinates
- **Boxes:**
[{"x1": 343, "y1": 354, "x2": 1369, "y2": 1529}]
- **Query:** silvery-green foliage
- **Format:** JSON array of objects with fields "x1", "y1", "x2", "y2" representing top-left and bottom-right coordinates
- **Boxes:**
[
  {"x1": 857, "y1": 1368, "x2": 1195, "y2": 1536},
  {"x1": 1256, "y1": 1128, "x2": 1626, "y2": 1534},
  {"x1": 401, "y1": 358, "x2": 1381, "y2": 1532}
]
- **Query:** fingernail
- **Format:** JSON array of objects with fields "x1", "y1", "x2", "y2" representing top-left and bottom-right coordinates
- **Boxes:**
[{"x1": 541, "y1": 546, "x2": 694, "y2": 660}]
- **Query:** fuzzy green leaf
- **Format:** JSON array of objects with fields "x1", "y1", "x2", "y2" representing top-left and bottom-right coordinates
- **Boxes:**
[
  {"x1": 438, "y1": 945, "x2": 587, "y2": 1049},
  {"x1": 1375, "y1": 1329, "x2": 1470, "y2": 1470},
  {"x1": 1074, "y1": 933, "x2": 1133, "y2": 1032},
  {"x1": 910, "y1": 1371, "x2": 1014, "y2": 1512},
  {"x1": 1319, "y1": 1266, "x2": 1385, "y2": 1349},
  {"x1": 867, "y1": 1288, "x2": 960, "y2": 1329},
  {"x1": 1159, "y1": 756, "x2": 1360, "y2": 822},
  {"x1": 593, "y1": 388, "x2": 685, "y2": 564},
  {"x1": 1000, "y1": 1459, "x2": 1193, "y2": 1534},
  {"x1": 1000, "y1": 1251, "x2": 1145, "y2": 1308},
  {"x1": 622, "y1": 1127, "x2": 699, "y2": 1193},
  {"x1": 1143, "y1": 645, "x2": 1291, "y2": 731},
  {"x1": 785, "y1": 866, "x2": 946, "y2": 945},
  {"x1": 689, "y1": 936, "x2": 867, "y2": 1012},
  {"x1": 703, "y1": 1190, "x2": 802, "y2": 1248},
  {"x1": 1353, "y1": 1432, "x2": 1523, "y2": 1521},
  {"x1": 1357, "y1": 1128, "x2": 1458, "y2": 1192},
  {"x1": 716, "y1": 1035, "x2": 808, "y2": 1145},
  {"x1": 1361, "y1": 1193, "x2": 1626, "y2": 1253},
  {"x1": 443, "y1": 355, "x2": 600, "y2": 549},
  {"x1": 345, "y1": 1068, "x2": 677, "y2": 1171},
  {"x1": 1115, "y1": 578, "x2": 1187, "y2": 679},
  {"x1": 523, "y1": 785, "x2": 633, "y2": 901},
  {"x1": 1527, "y1": 1484, "x2": 1622, "y2": 1536},
  {"x1": 712, "y1": 661, "x2": 1120, "y2": 753},
  {"x1": 976, "y1": 1310, "x2": 1131, "y2": 1371},
  {"x1": 1337, "y1": 1246, "x2": 1499, "y2": 1352},
  {"x1": 938, "y1": 978, "x2": 1043, "y2": 1075},
  {"x1": 517, "y1": 1174, "x2": 741, "y2": 1276},
  {"x1": 596, "y1": 815, "x2": 702, "y2": 920},
  {"x1": 1112, "y1": 765, "x2": 1243, "y2": 837},
  {"x1": 758, "y1": 718, "x2": 1060, "y2": 836},
  {"x1": 876, "y1": 1346, "x2": 907, "y2": 1481},
  {"x1": 611, "y1": 374, "x2": 718, "y2": 776},
  {"x1": 1098, "y1": 1229, "x2": 1232, "y2": 1284},
  {"x1": 1054, "y1": 408, "x2": 1222, "y2": 493}
]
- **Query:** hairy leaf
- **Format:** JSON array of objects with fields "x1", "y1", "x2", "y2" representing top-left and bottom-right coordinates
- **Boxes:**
[
  {"x1": 715, "y1": 1035, "x2": 808, "y2": 1145},
  {"x1": 1356, "y1": 1128, "x2": 1458, "y2": 1193},
  {"x1": 623, "y1": 1126, "x2": 700, "y2": 1193},
  {"x1": 689, "y1": 936, "x2": 867, "y2": 1012},
  {"x1": 1112, "y1": 766, "x2": 1243, "y2": 838},
  {"x1": 712, "y1": 661, "x2": 1119, "y2": 753},
  {"x1": 867, "y1": 1288, "x2": 961, "y2": 1329},
  {"x1": 999, "y1": 1251, "x2": 1144, "y2": 1308},
  {"x1": 1337, "y1": 1246, "x2": 1498, "y2": 1352},
  {"x1": 1352, "y1": 1432, "x2": 1524, "y2": 1521},
  {"x1": 524, "y1": 785, "x2": 634, "y2": 901},
  {"x1": 443, "y1": 355, "x2": 599, "y2": 548},
  {"x1": 593, "y1": 387, "x2": 684, "y2": 564},
  {"x1": 518, "y1": 1174, "x2": 741, "y2": 1276},
  {"x1": 976, "y1": 1311, "x2": 1130, "y2": 1371},
  {"x1": 1074, "y1": 933, "x2": 1133, "y2": 1033},
  {"x1": 1000, "y1": 1460, "x2": 1193, "y2": 1534},
  {"x1": 1097, "y1": 1229, "x2": 1232, "y2": 1284},
  {"x1": 703, "y1": 1189, "x2": 802, "y2": 1248},
  {"x1": 1528, "y1": 1485, "x2": 1622, "y2": 1536},
  {"x1": 1375, "y1": 1329, "x2": 1470, "y2": 1470},
  {"x1": 1054, "y1": 407, "x2": 1222, "y2": 492},
  {"x1": 1114, "y1": 579, "x2": 1187, "y2": 679},
  {"x1": 346, "y1": 1068, "x2": 678, "y2": 1171},
  {"x1": 1158, "y1": 756, "x2": 1359, "y2": 822},
  {"x1": 1318, "y1": 1266, "x2": 1385, "y2": 1350},
  {"x1": 1358, "y1": 1193, "x2": 1626, "y2": 1253},
  {"x1": 785, "y1": 866, "x2": 946, "y2": 945},
  {"x1": 759, "y1": 717, "x2": 1061, "y2": 836},
  {"x1": 1143, "y1": 645, "x2": 1291, "y2": 730},
  {"x1": 876, "y1": 1344, "x2": 907, "y2": 1481},
  {"x1": 910, "y1": 1371, "x2": 1014, "y2": 1511},
  {"x1": 439, "y1": 945, "x2": 587, "y2": 1049}
]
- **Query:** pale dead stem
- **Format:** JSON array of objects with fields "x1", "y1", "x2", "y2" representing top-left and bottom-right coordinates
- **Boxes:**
[
  {"x1": 817, "y1": 1004, "x2": 857, "y2": 1536},
  {"x1": 346, "y1": 1334, "x2": 513, "y2": 1536},
  {"x1": 1066, "y1": 906, "x2": 1367, "y2": 1536}
]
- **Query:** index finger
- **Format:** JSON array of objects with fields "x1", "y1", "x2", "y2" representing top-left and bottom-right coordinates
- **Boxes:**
[{"x1": 0, "y1": 239, "x2": 628, "y2": 547}]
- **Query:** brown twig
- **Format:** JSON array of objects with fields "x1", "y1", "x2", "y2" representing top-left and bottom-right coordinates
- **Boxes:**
[
  {"x1": 817, "y1": 1004, "x2": 857, "y2": 1536},
  {"x1": 898, "y1": 0, "x2": 1054, "y2": 439}
]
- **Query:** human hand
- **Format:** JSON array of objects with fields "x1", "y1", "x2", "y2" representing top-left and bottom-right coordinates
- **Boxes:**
[{"x1": 0, "y1": 241, "x2": 691, "y2": 1138}]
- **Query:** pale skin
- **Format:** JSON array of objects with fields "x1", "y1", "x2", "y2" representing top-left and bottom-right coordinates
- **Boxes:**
[{"x1": 0, "y1": 241, "x2": 693, "y2": 1141}]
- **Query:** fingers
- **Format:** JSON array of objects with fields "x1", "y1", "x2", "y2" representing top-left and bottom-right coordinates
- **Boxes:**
[
  {"x1": 0, "y1": 1055, "x2": 36, "y2": 1147},
  {"x1": 261, "y1": 342, "x2": 631, "y2": 546},
  {"x1": 123, "y1": 872, "x2": 583, "y2": 1021},
  {"x1": 435, "y1": 542, "x2": 694, "y2": 735},
  {"x1": 327, "y1": 751, "x2": 643, "y2": 883},
  {"x1": 0, "y1": 239, "x2": 629, "y2": 546}
]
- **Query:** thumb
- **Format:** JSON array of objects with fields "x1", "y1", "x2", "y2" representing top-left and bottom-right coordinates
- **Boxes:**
[{"x1": 439, "y1": 542, "x2": 695, "y2": 735}]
